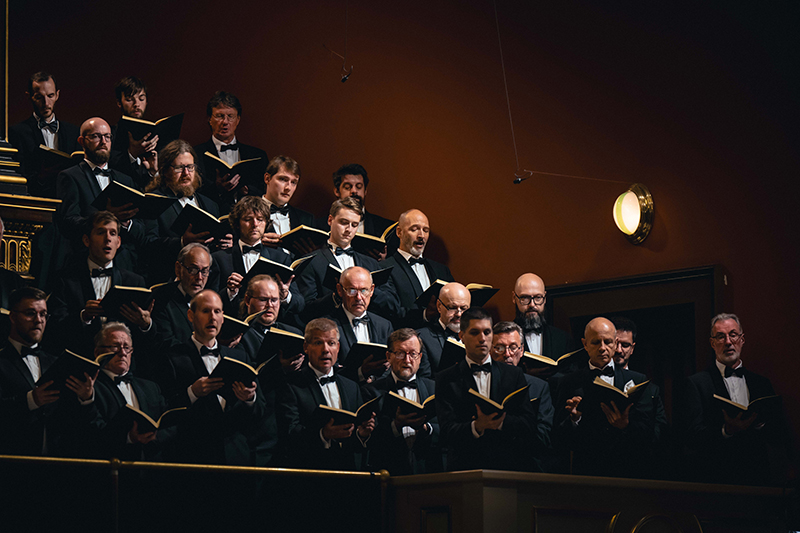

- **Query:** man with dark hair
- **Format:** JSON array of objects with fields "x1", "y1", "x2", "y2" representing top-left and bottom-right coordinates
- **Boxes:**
[
  {"x1": 0, "y1": 287, "x2": 61, "y2": 455},
  {"x1": 208, "y1": 195, "x2": 302, "y2": 317},
  {"x1": 162, "y1": 289, "x2": 264, "y2": 465},
  {"x1": 416, "y1": 282, "x2": 470, "y2": 378},
  {"x1": 436, "y1": 307, "x2": 536, "y2": 471},
  {"x1": 8, "y1": 71, "x2": 80, "y2": 198},
  {"x1": 376, "y1": 209, "x2": 454, "y2": 329},
  {"x1": 610, "y1": 316, "x2": 637, "y2": 370},
  {"x1": 490, "y1": 320, "x2": 553, "y2": 471},
  {"x1": 276, "y1": 317, "x2": 376, "y2": 470},
  {"x1": 297, "y1": 197, "x2": 380, "y2": 321},
  {"x1": 109, "y1": 76, "x2": 158, "y2": 190},
  {"x1": 194, "y1": 91, "x2": 268, "y2": 210},
  {"x1": 363, "y1": 328, "x2": 441, "y2": 475},
  {"x1": 55, "y1": 117, "x2": 152, "y2": 272},
  {"x1": 47, "y1": 211, "x2": 149, "y2": 356},
  {"x1": 682, "y1": 313, "x2": 789, "y2": 486},
  {"x1": 557, "y1": 317, "x2": 664, "y2": 478},
  {"x1": 259, "y1": 155, "x2": 315, "y2": 253},
  {"x1": 328, "y1": 266, "x2": 393, "y2": 382}
]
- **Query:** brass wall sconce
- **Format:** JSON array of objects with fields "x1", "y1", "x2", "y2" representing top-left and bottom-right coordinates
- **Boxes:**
[{"x1": 613, "y1": 183, "x2": 653, "y2": 245}]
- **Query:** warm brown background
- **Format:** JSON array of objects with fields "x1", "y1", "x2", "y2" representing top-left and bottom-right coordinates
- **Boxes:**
[{"x1": 8, "y1": 2, "x2": 799, "y2": 436}]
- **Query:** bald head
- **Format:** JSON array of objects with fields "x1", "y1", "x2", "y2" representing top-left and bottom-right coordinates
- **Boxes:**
[
  {"x1": 80, "y1": 117, "x2": 110, "y2": 137},
  {"x1": 337, "y1": 266, "x2": 374, "y2": 316},
  {"x1": 582, "y1": 317, "x2": 617, "y2": 368},
  {"x1": 513, "y1": 273, "x2": 547, "y2": 334},
  {"x1": 437, "y1": 282, "x2": 471, "y2": 331},
  {"x1": 78, "y1": 117, "x2": 112, "y2": 166},
  {"x1": 397, "y1": 209, "x2": 430, "y2": 257}
]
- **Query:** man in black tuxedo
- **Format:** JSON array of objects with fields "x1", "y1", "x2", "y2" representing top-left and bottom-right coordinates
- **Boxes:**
[
  {"x1": 193, "y1": 91, "x2": 268, "y2": 211},
  {"x1": 0, "y1": 287, "x2": 61, "y2": 455},
  {"x1": 611, "y1": 316, "x2": 637, "y2": 370},
  {"x1": 296, "y1": 197, "x2": 380, "y2": 322},
  {"x1": 682, "y1": 313, "x2": 789, "y2": 486},
  {"x1": 557, "y1": 317, "x2": 664, "y2": 478},
  {"x1": 145, "y1": 139, "x2": 231, "y2": 285},
  {"x1": 109, "y1": 76, "x2": 158, "y2": 190},
  {"x1": 276, "y1": 318, "x2": 376, "y2": 470},
  {"x1": 363, "y1": 328, "x2": 441, "y2": 475},
  {"x1": 417, "y1": 282, "x2": 471, "y2": 378},
  {"x1": 436, "y1": 308, "x2": 536, "y2": 471},
  {"x1": 259, "y1": 155, "x2": 315, "y2": 256},
  {"x1": 71, "y1": 322, "x2": 172, "y2": 461},
  {"x1": 208, "y1": 195, "x2": 302, "y2": 317},
  {"x1": 47, "y1": 211, "x2": 150, "y2": 357},
  {"x1": 328, "y1": 266, "x2": 393, "y2": 382},
  {"x1": 490, "y1": 321, "x2": 554, "y2": 472},
  {"x1": 8, "y1": 71, "x2": 80, "y2": 198},
  {"x1": 376, "y1": 209, "x2": 454, "y2": 329},
  {"x1": 55, "y1": 117, "x2": 152, "y2": 273},
  {"x1": 161, "y1": 289, "x2": 264, "y2": 465},
  {"x1": 315, "y1": 164, "x2": 396, "y2": 260}
]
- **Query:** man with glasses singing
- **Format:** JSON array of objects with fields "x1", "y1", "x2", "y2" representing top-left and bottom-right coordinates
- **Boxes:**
[
  {"x1": 56, "y1": 117, "x2": 151, "y2": 272},
  {"x1": 328, "y1": 266, "x2": 392, "y2": 383},
  {"x1": 512, "y1": 273, "x2": 574, "y2": 359},
  {"x1": 489, "y1": 321, "x2": 554, "y2": 472},
  {"x1": 416, "y1": 282, "x2": 470, "y2": 378},
  {"x1": 683, "y1": 313, "x2": 788, "y2": 486},
  {"x1": 363, "y1": 328, "x2": 441, "y2": 475}
]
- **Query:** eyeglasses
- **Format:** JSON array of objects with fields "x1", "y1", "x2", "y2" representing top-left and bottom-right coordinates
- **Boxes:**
[
  {"x1": 12, "y1": 309, "x2": 49, "y2": 320},
  {"x1": 514, "y1": 293, "x2": 545, "y2": 305},
  {"x1": 341, "y1": 287, "x2": 372, "y2": 297},
  {"x1": 172, "y1": 164, "x2": 196, "y2": 173},
  {"x1": 180, "y1": 263, "x2": 211, "y2": 277},
  {"x1": 211, "y1": 113, "x2": 238, "y2": 121},
  {"x1": 711, "y1": 332, "x2": 743, "y2": 343},
  {"x1": 84, "y1": 133, "x2": 112, "y2": 142},
  {"x1": 438, "y1": 298, "x2": 468, "y2": 313},
  {"x1": 100, "y1": 344, "x2": 133, "y2": 355},
  {"x1": 390, "y1": 350, "x2": 421, "y2": 361},
  {"x1": 251, "y1": 296, "x2": 280, "y2": 306},
  {"x1": 491, "y1": 344, "x2": 522, "y2": 355}
]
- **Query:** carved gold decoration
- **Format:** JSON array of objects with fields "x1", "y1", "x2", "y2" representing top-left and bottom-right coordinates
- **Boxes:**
[{"x1": 1, "y1": 220, "x2": 42, "y2": 274}]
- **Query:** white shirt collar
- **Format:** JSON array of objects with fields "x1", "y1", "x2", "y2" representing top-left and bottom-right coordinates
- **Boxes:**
[
  {"x1": 343, "y1": 307, "x2": 367, "y2": 324},
  {"x1": 191, "y1": 335, "x2": 218, "y2": 353},
  {"x1": 88, "y1": 257, "x2": 113, "y2": 270},
  {"x1": 466, "y1": 354, "x2": 491, "y2": 366},
  {"x1": 716, "y1": 359, "x2": 743, "y2": 378},
  {"x1": 310, "y1": 364, "x2": 334, "y2": 380},
  {"x1": 397, "y1": 249, "x2": 422, "y2": 263},
  {"x1": 211, "y1": 135, "x2": 237, "y2": 151},
  {"x1": 33, "y1": 112, "x2": 56, "y2": 124},
  {"x1": 589, "y1": 359, "x2": 615, "y2": 372},
  {"x1": 8, "y1": 338, "x2": 38, "y2": 355},
  {"x1": 391, "y1": 372, "x2": 417, "y2": 383}
]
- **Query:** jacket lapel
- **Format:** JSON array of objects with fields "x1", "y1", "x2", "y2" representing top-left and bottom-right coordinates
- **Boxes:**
[
  {"x1": 232, "y1": 244, "x2": 246, "y2": 275},
  {"x1": 489, "y1": 361, "x2": 501, "y2": 401},
  {"x1": 394, "y1": 253, "x2": 423, "y2": 296},
  {"x1": 709, "y1": 367, "x2": 730, "y2": 399},
  {"x1": 79, "y1": 161, "x2": 103, "y2": 198},
  {"x1": 4, "y1": 344, "x2": 37, "y2": 388}
]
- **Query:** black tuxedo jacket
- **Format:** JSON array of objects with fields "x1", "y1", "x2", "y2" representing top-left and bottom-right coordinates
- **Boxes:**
[
  {"x1": 239, "y1": 321, "x2": 303, "y2": 364},
  {"x1": 295, "y1": 246, "x2": 380, "y2": 323},
  {"x1": 163, "y1": 341, "x2": 265, "y2": 465},
  {"x1": 555, "y1": 366, "x2": 662, "y2": 477},
  {"x1": 8, "y1": 115, "x2": 80, "y2": 198},
  {"x1": 194, "y1": 138, "x2": 268, "y2": 211},
  {"x1": 79, "y1": 371, "x2": 172, "y2": 461},
  {"x1": 0, "y1": 342, "x2": 59, "y2": 455},
  {"x1": 436, "y1": 359, "x2": 536, "y2": 471},
  {"x1": 523, "y1": 373, "x2": 554, "y2": 471},
  {"x1": 683, "y1": 365, "x2": 786, "y2": 485},
  {"x1": 46, "y1": 259, "x2": 146, "y2": 356},
  {"x1": 362, "y1": 374, "x2": 441, "y2": 475},
  {"x1": 376, "y1": 251, "x2": 454, "y2": 329},
  {"x1": 55, "y1": 161, "x2": 151, "y2": 272},
  {"x1": 328, "y1": 307, "x2": 393, "y2": 382},
  {"x1": 144, "y1": 186, "x2": 221, "y2": 284},
  {"x1": 276, "y1": 365, "x2": 368, "y2": 470},
  {"x1": 140, "y1": 281, "x2": 195, "y2": 377},
  {"x1": 208, "y1": 242, "x2": 304, "y2": 317},
  {"x1": 521, "y1": 323, "x2": 575, "y2": 361},
  {"x1": 109, "y1": 122, "x2": 152, "y2": 191},
  {"x1": 416, "y1": 321, "x2": 461, "y2": 378}
]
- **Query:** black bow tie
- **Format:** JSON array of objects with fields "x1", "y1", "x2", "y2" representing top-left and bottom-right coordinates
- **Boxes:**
[
  {"x1": 408, "y1": 256, "x2": 426, "y2": 266},
  {"x1": 334, "y1": 246, "x2": 354, "y2": 256},
  {"x1": 396, "y1": 380, "x2": 418, "y2": 390},
  {"x1": 270, "y1": 203, "x2": 289, "y2": 215},
  {"x1": 91, "y1": 267, "x2": 113, "y2": 278},
  {"x1": 319, "y1": 376, "x2": 336, "y2": 386},
  {"x1": 20, "y1": 346, "x2": 40, "y2": 358},
  {"x1": 93, "y1": 166, "x2": 111, "y2": 177},
  {"x1": 242, "y1": 243, "x2": 262, "y2": 254},
  {"x1": 200, "y1": 346, "x2": 220, "y2": 357},
  {"x1": 114, "y1": 373, "x2": 133, "y2": 385},
  {"x1": 220, "y1": 143, "x2": 238, "y2": 152},
  {"x1": 724, "y1": 366, "x2": 745, "y2": 378},
  {"x1": 352, "y1": 315, "x2": 370, "y2": 327},
  {"x1": 470, "y1": 363, "x2": 491, "y2": 374},
  {"x1": 592, "y1": 366, "x2": 615, "y2": 378},
  {"x1": 38, "y1": 119, "x2": 59, "y2": 133}
]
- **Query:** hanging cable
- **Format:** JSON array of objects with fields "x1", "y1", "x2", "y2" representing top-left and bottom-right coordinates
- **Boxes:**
[{"x1": 323, "y1": 0, "x2": 353, "y2": 82}]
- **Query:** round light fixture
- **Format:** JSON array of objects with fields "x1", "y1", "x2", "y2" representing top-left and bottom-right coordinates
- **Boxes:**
[{"x1": 613, "y1": 183, "x2": 653, "y2": 244}]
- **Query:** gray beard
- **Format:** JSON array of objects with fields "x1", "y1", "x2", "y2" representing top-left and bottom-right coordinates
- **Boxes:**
[{"x1": 516, "y1": 309, "x2": 545, "y2": 335}]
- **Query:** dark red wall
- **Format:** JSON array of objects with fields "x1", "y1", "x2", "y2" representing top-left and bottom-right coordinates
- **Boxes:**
[{"x1": 9, "y1": 1, "x2": 799, "y2": 433}]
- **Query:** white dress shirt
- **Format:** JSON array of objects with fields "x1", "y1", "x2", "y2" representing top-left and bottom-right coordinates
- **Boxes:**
[
  {"x1": 525, "y1": 331, "x2": 543, "y2": 355},
  {"x1": 343, "y1": 308, "x2": 370, "y2": 344},
  {"x1": 330, "y1": 241, "x2": 355, "y2": 271},
  {"x1": 102, "y1": 369, "x2": 140, "y2": 410},
  {"x1": 717, "y1": 360, "x2": 749, "y2": 406},
  {"x1": 212, "y1": 135, "x2": 240, "y2": 167},
  {"x1": 178, "y1": 195, "x2": 199, "y2": 209},
  {"x1": 84, "y1": 159, "x2": 110, "y2": 190},
  {"x1": 9, "y1": 339, "x2": 43, "y2": 411},
  {"x1": 397, "y1": 249, "x2": 430, "y2": 291},
  {"x1": 88, "y1": 258, "x2": 113, "y2": 300},
  {"x1": 187, "y1": 336, "x2": 226, "y2": 409},
  {"x1": 468, "y1": 354, "x2": 497, "y2": 438},
  {"x1": 390, "y1": 372, "x2": 422, "y2": 446},
  {"x1": 34, "y1": 113, "x2": 58, "y2": 150},
  {"x1": 264, "y1": 198, "x2": 291, "y2": 236}
]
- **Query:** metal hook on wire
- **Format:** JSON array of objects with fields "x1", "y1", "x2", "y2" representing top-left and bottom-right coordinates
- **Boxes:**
[
  {"x1": 513, "y1": 169, "x2": 533, "y2": 184},
  {"x1": 323, "y1": 0, "x2": 353, "y2": 82}
]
